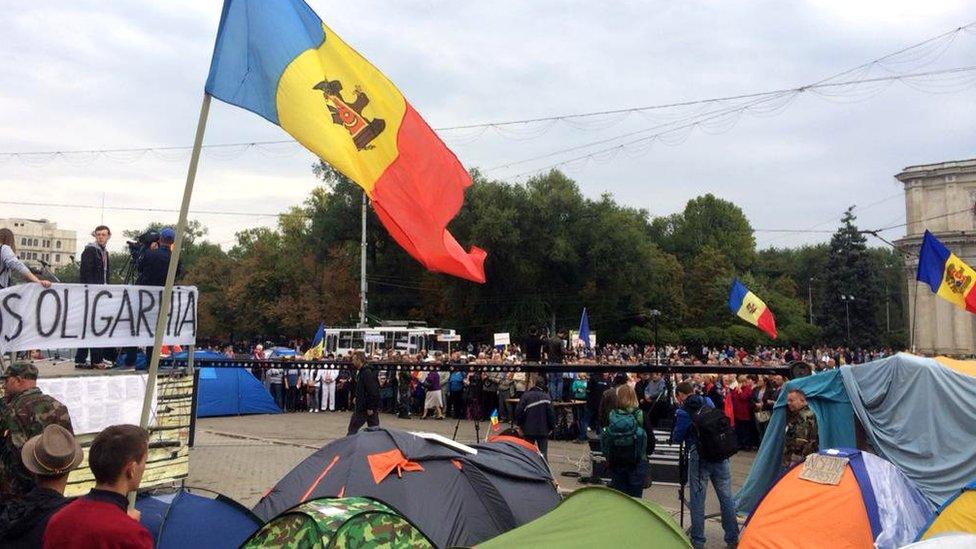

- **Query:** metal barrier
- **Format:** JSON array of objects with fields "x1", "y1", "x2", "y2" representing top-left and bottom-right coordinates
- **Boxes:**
[{"x1": 159, "y1": 358, "x2": 793, "y2": 377}]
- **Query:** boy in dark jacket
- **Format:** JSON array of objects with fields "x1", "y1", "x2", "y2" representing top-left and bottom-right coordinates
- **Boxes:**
[
  {"x1": 74, "y1": 225, "x2": 111, "y2": 369},
  {"x1": 515, "y1": 380, "x2": 555, "y2": 460}
]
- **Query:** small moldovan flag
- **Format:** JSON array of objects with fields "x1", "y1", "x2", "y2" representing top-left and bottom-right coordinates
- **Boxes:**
[
  {"x1": 304, "y1": 321, "x2": 325, "y2": 360},
  {"x1": 205, "y1": 0, "x2": 486, "y2": 283},
  {"x1": 728, "y1": 279, "x2": 777, "y2": 339},
  {"x1": 490, "y1": 409, "x2": 500, "y2": 432},
  {"x1": 916, "y1": 230, "x2": 976, "y2": 314}
]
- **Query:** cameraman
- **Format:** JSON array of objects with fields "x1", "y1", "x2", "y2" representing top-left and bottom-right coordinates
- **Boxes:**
[
  {"x1": 124, "y1": 227, "x2": 183, "y2": 368},
  {"x1": 136, "y1": 228, "x2": 182, "y2": 287},
  {"x1": 75, "y1": 225, "x2": 111, "y2": 369}
]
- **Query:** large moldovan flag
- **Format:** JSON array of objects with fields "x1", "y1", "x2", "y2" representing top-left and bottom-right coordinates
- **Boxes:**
[
  {"x1": 916, "y1": 230, "x2": 976, "y2": 313},
  {"x1": 304, "y1": 321, "x2": 325, "y2": 360},
  {"x1": 205, "y1": 0, "x2": 486, "y2": 283},
  {"x1": 728, "y1": 279, "x2": 777, "y2": 339}
]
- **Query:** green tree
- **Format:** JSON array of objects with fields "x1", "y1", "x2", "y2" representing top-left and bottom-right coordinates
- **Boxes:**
[
  {"x1": 651, "y1": 193, "x2": 756, "y2": 272},
  {"x1": 819, "y1": 207, "x2": 883, "y2": 346}
]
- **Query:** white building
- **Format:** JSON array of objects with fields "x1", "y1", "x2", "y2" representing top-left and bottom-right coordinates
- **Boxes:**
[
  {"x1": 894, "y1": 158, "x2": 976, "y2": 356},
  {"x1": 0, "y1": 218, "x2": 78, "y2": 270}
]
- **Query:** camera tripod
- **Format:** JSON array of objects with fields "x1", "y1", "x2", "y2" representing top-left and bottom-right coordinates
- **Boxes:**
[{"x1": 451, "y1": 413, "x2": 483, "y2": 444}]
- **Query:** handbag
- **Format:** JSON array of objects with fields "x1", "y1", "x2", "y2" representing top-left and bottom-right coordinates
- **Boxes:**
[{"x1": 755, "y1": 410, "x2": 771, "y2": 424}]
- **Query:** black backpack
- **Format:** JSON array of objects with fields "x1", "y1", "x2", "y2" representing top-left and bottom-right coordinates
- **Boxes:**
[{"x1": 692, "y1": 405, "x2": 738, "y2": 462}]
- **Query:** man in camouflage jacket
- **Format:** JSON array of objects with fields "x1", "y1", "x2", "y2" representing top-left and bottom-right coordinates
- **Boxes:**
[
  {"x1": 783, "y1": 389, "x2": 819, "y2": 469},
  {"x1": 0, "y1": 362, "x2": 74, "y2": 498}
]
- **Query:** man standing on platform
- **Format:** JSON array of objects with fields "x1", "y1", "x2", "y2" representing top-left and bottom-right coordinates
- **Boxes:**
[
  {"x1": 347, "y1": 352, "x2": 380, "y2": 435},
  {"x1": 0, "y1": 362, "x2": 74, "y2": 498},
  {"x1": 75, "y1": 225, "x2": 111, "y2": 370}
]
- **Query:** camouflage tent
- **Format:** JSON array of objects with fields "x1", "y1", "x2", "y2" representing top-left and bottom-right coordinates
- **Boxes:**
[{"x1": 242, "y1": 497, "x2": 434, "y2": 549}]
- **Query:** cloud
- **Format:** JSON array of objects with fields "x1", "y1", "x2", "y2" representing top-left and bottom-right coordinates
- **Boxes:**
[{"x1": 1, "y1": 0, "x2": 973, "y2": 256}]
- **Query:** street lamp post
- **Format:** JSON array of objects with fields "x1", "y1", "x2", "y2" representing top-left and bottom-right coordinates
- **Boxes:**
[
  {"x1": 808, "y1": 277, "x2": 815, "y2": 325},
  {"x1": 840, "y1": 294, "x2": 855, "y2": 345},
  {"x1": 649, "y1": 309, "x2": 661, "y2": 364}
]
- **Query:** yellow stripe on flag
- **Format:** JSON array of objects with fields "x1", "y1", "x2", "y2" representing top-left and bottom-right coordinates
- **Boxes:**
[
  {"x1": 276, "y1": 23, "x2": 406, "y2": 194},
  {"x1": 735, "y1": 290, "x2": 768, "y2": 325},
  {"x1": 935, "y1": 253, "x2": 976, "y2": 311}
]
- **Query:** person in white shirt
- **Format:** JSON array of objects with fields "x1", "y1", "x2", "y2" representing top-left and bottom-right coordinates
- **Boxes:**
[{"x1": 319, "y1": 365, "x2": 337, "y2": 412}]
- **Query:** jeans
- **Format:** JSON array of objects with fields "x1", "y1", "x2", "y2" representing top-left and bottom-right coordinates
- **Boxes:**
[
  {"x1": 610, "y1": 460, "x2": 647, "y2": 498},
  {"x1": 688, "y1": 448, "x2": 739, "y2": 548},
  {"x1": 577, "y1": 406, "x2": 591, "y2": 440},
  {"x1": 270, "y1": 383, "x2": 284, "y2": 411},
  {"x1": 548, "y1": 376, "x2": 564, "y2": 401}
]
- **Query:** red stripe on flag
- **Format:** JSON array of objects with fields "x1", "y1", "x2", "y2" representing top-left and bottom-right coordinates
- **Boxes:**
[
  {"x1": 757, "y1": 308, "x2": 778, "y2": 339},
  {"x1": 371, "y1": 102, "x2": 487, "y2": 283},
  {"x1": 965, "y1": 288, "x2": 976, "y2": 314}
]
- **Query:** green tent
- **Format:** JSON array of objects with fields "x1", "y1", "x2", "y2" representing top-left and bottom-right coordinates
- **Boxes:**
[
  {"x1": 242, "y1": 496, "x2": 435, "y2": 549},
  {"x1": 476, "y1": 487, "x2": 691, "y2": 548}
]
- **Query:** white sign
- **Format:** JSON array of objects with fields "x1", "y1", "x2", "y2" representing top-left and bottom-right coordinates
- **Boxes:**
[
  {"x1": 493, "y1": 332, "x2": 510, "y2": 346},
  {"x1": 38, "y1": 373, "x2": 157, "y2": 435},
  {"x1": 363, "y1": 332, "x2": 385, "y2": 343},
  {"x1": 799, "y1": 454, "x2": 848, "y2": 485},
  {"x1": 437, "y1": 334, "x2": 461, "y2": 342},
  {"x1": 570, "y1": 330, "x2": 597, "y2": 348},
  {"x1": 0, "y1": 283, "x2": 198, "y2": 354}
]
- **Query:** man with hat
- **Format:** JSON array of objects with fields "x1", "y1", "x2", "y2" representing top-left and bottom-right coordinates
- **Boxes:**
[
  {"x1": 0, "y1": 424, "x2": 82, "y2": 548},
  {"x1": 0, "y1": 362, "x2": 74, "y2": 498}
]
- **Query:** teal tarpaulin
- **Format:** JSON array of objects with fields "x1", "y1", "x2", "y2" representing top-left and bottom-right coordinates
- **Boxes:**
[{"x1": 735, "y1": 368, "x2": 856, "y2": 514}]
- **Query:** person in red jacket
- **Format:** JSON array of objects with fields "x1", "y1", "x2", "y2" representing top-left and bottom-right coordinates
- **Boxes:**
[
  {"x1": 731, "y1": 375, "x2": 757, "y2": 450},
  {"x1": 43, "y1": 424, "x2": 153, "y2": 549}
]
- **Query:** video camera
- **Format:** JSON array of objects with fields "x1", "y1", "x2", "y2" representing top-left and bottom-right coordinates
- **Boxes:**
[{"x1": 126, "y1": 229, "x2": 159, "y2": 259}]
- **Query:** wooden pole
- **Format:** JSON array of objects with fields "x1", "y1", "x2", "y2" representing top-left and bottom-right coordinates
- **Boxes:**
[{"x1": 130, "y1": 93, "x2": 211, "y2": 505}]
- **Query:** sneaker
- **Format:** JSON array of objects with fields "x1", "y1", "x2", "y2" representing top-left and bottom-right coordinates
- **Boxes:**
[{"x1": 74, "y1": 362, "x2": 89, "y2": 369}]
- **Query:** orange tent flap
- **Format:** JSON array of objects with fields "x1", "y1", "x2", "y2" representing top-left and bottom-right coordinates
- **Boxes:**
[
  {"x1": 487, "y1": 434, "x2": 539, "y2": 453},
  {"x1": 366, "y1": 449, "x2": 424, "y2": 484},
  {"x1": 740, "y1": 467, "x2": 875, "y2": 549}
]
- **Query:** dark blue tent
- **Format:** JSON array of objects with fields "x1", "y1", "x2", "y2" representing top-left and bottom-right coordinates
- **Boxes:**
[
  {"x1": 198, "y1": 366, "x2": 281, "y2": 417},
  {"x1": 137, "y1": 488, "x2": 262, "y2": 549},
  {"x1": 268, "y1": 346, "x2": 298, "y2": 357},
  {"x1": 171, "y1": 349, "x2": 227, "y2": 361}
]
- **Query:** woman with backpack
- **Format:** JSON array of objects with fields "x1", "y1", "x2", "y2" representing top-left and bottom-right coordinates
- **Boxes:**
[{"x1": 600, "y1": 384, "x2": 655, "y2": 498}]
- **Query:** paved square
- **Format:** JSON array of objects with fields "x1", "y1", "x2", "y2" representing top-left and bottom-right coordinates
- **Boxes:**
[{"x1": 188, "y1": 411, "x2": 756, "y2": 548}]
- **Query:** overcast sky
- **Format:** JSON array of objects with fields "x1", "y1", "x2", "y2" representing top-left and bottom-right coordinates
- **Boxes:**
[{"x1": 1, "y1": 0, "x2": 974, "y2": 257}]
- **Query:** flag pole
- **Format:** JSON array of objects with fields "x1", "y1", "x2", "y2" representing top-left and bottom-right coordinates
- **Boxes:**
[{"x1": 130, "y1": 92, "x2": 211, "y2": 505}]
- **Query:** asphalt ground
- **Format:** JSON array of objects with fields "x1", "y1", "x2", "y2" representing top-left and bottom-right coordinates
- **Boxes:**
[{"x1": 188, "y1": 410, "x2": 756, "y2": 548}]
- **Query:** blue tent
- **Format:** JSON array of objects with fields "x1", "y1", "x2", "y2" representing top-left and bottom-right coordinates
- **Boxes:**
[
  {"x1": 171, "y1": 349, "x2": 227, "y2": 361},
  {"x1": 137, "y1": 488, "x2": 262, "y2": 549},
  {"x1": 198, "y1": 366, "x2": 281, "y2": 417},
  {"x1": 268, "y1": 346, "x2": 298, "y2": 357}
]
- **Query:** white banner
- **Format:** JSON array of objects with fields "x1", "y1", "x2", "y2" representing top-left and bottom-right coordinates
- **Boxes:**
[
  {"x1": 0, "y1": 283, "x2": 197, "y2": 354},
  {"x1": 493, "y1": 332, "x2": 510, "y2": 346},
  {"x1": 38, "y1": 373, "x2": 157, "y2": 435}
]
